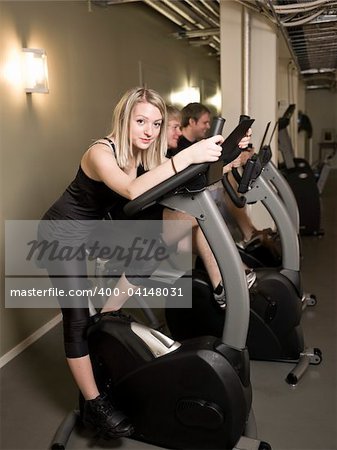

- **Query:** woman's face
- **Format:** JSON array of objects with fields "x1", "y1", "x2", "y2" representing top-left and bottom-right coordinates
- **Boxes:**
[{"x1": 130, "y1": 101, "x2": 163, "y2": 150}]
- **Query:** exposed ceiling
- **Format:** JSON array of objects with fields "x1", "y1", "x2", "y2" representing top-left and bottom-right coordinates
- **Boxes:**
[
  {"x1": 93, "y1": 0, "x2": 337, "y2": 90},
  {"x1": 251, "y1": 0, "x2": 337, "y2": 90}
]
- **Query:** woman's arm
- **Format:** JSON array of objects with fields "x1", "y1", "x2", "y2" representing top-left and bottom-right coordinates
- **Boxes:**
[{"x1": 82, "y1": 135, "x2": 223, "y2": 200}]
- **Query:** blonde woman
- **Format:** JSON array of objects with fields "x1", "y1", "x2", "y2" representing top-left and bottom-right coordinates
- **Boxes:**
[{"x1": 38, "y1": 87, "x2": 223, "y2": 439}]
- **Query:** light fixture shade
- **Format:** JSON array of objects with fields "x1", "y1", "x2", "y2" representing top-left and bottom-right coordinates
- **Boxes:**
[{"x1": 22, "y1": 48, "x2": 49, "y2": 94}]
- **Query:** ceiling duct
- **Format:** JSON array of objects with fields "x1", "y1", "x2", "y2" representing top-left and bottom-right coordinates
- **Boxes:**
[
  {"x1": 143, "y1": 0, "x2": 221, "y2": 55},
  {"x1": 265, "y1": 0, "x2": 337, "y2": 90},
  {"x1": 93, "y1": 0, "x2": 337, "y2": 90}
]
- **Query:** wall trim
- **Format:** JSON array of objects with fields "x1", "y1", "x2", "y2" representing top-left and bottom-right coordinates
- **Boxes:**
[{"x1": 0, "y1": 313, "x2": 62, "y2": 369}]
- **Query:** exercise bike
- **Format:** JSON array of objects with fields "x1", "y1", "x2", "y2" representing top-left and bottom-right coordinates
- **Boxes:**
[
  {"x1": 255, "y1": 137, "x2": 317, "y2": 308},
  {"x1": 220, "y1": 121, "x2": 282, "y2": 269},
  {"x1": 51, "y1": 118, "x2": 271, "y2": 450},
  {"x1": 166, "y1": 139, "x2": 322, "y2": 385},
  {"x1": 278, "y1": 104, "x2": 323, "y2": 236},
  {"x1": 225, "y1": 121, "x2": 317, "y2": 307}
]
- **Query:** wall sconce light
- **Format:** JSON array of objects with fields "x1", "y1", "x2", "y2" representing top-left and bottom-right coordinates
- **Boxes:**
[
  {"x1": 22, "y1": 48, "x2": 49, "y2": 94},
  {"x1": 206, "y1": 90, "x2": 222, "y2": 112},
  {"x1": 170, "y1": 86, "x2": 200, "y2": 107}
]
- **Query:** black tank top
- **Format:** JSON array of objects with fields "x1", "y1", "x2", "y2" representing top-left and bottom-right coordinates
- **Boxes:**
[
  {"x1": 39, "y1": 138, "x2": 163, "y2": 248},
  {"x1": 42, "y1": 139, "x2": 132, "y2": 221},
  {"x1": 39, "y1": 139, "x2": 136, "y2": 245},
  {"x1": 42, "y1": 164, "x2": 128, "y2": 221}
]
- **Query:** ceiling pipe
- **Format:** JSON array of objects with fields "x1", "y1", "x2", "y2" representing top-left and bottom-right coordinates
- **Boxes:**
[
  {"x1": 200, "y1": 0, "x2": 220, "y2": 16},
  {"x1": 290, "y1": 34, "x2": 336, "y2": 42},
  {"x1": 162, "y1": 0, "x2": 214, "y2": 29},
  {"x1": 92, "y1": 0, "x2": 141, "y2": 4},
  {"x1": 199, "y1": 0, "x2": 221, "y2": 22},
  {"x1": 312, "y1": 15, "x2": 337, "y2": 24},
  {"x1": 174, "y1": 28, "x2": 220, "y2": 39},
  {"x1": 281, "y1": 9, "x2": 325, "y2": 27},
  {"x1": 293, "y1": 44, "x2": 337, "y2": 51},
  {"x1": 185, "y1": 0, "x2": 220, "y2": 27},
  {"x1": 143, "y1": 0, "x2": 192, "y2": 28},
  {"x1": 242, "y1": 6, "x2": 251, "y2": 116},
  {"x1": 143, "y1": 0, "x2": 220, "y2": 53},
  {"x1": 266, "y1": 0, "x2": 302, "y2": 75},
  {"x1": 287, "y1": 28, "x2": 337, "y2": 36},
  {"x1": 274, "y1": 0, "x2": 337, "y2": 12}
]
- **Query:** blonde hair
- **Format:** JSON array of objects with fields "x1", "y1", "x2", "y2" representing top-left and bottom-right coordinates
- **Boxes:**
[
  {"x1": 109, "y1": 87, "x2": 167, "y2": 170},
  {"x1": 166, "y1": 104, "x2": 182, "y2": 122}
]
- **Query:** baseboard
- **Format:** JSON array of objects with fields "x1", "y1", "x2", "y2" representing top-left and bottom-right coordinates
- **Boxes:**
[{"x1": 0, "y1": 313, "x2": 62, "y2": 369}]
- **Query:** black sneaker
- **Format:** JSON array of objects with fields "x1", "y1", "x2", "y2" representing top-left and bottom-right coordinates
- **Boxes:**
[
  {"x1": 90, "y1": 310, "x2": 133, "y2": 325},
  {"x1": 245, "y1": 269, "x2": 256, "y2": 289},
  {"x1": 213, "y1": 283, "x2": 226, "y2": 309},
  {"x1": 82, "y1": 394, "x2": 134, "y2": 439}
]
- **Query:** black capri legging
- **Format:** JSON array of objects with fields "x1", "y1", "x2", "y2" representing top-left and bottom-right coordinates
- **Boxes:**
[
  {"x1": 45, "y1": 257, "x2": 91, "y2": 358},
  {"x1": 42, "y1": 205, "x2": 165, "y2": 359},
  {"x1": 45, "y1": 231, "x2": 167, "y2": 358}
]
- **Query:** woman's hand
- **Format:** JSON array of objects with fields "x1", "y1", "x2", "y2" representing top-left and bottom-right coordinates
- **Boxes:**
[
  {"x1": 223, "y1": 162, "x2": 232, "y2": 174},
  {"x1": 231, "y1": 154, "x2": 244, "y2": 169},
  {"x1": 178, "y1": 135, "x2": 224, "y2": 167},
  {"x1": 238, "y1": 128, "x2": 252, "y2": 149},
  {"x1": 223, "y1": 149, "x2": 253, "y2": 173},
  {"x1": 223, "y1": 154, "x2": 242, "y2": 173}
]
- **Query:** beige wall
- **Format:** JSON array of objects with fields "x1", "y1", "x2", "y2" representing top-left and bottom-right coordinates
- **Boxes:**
[
  {"x1": 277, "y1": 45, "x2": 300, "y2": 157},
  {"x1": 0, "y1": 1, "x2": 220, "y2": 358},
  {"x1": 277, "y1": 37, "x2": 309, "y2": 159},
  {"x1": 306, "y1": 89, "x2": 337, "y2": 168},
  {"x1": 220, "y1": 2, "x2": 278, "y2": 151},
  {"x1": 250, "y1": 13, "x2": 278, "y2": 230},
  {"x1": 220, "y1": 1, "x2": 278, "y2": 230},
  {"x1": 250, "y1": 14, "x2": 278, "y2": 153},
  {"x1": 220, "y1": 1, "x2": 243, "y2": 129}
]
